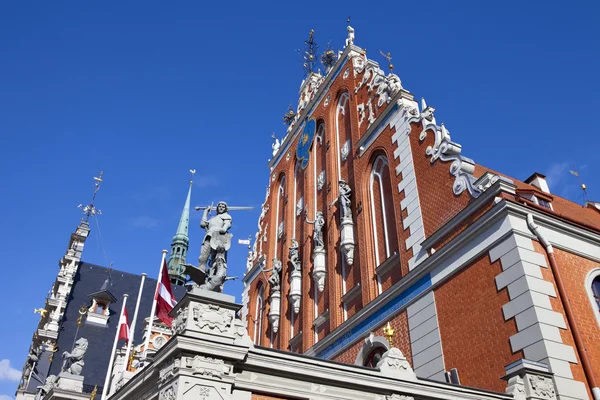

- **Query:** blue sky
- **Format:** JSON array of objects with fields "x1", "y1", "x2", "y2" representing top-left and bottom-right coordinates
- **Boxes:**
[{"x1": 1, "y1": 1, "x2": 599, "y2": 397}]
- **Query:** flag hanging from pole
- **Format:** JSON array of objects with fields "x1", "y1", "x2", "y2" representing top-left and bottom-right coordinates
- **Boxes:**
[
  {"x1": 118, "y1": 307, "x2": 130, "y2": 343},
  {"x1": 155, "y1": 258, "x2": 177, "y2": 327}
]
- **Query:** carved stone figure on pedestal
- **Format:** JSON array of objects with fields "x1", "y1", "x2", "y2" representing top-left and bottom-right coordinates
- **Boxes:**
[
  {"x1": 61, "y1": 337, "x2": 88, "y2": 375},
  {"x1": 305, "y1": 211, "x2": 325, "y2": 249},
  {"x1": 288, "y1": 238, "x2": 302, "y2": 314},
  {"x1": 35, "y1": 375, "x2": 57, "y2": 400},
  {"x1": 330, "y1": 180, "x2": 356, "y2": 265},
  {"x1": 330, "y1": 179, "x2": 352, "y2": 221}
]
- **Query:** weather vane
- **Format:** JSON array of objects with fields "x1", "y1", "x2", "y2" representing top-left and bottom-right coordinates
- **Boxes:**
[
  {"x1": 321, "y1": 41, "x2": 338, "y2": 70},
  {"x1": 78, "y1": 171, "x2": 104, "y2": 222},
  {"x1": 297, "y1": 29, "x2": 319, "y2": 77},
  {"x1": 379, "y1": 50, "x2": 394, "y2": 72}
]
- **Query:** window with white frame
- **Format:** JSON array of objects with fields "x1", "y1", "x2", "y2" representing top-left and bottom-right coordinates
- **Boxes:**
[
  {"x1": 585, "y1": 269, "x2": 600, "y2": 327},
  {"x1": 254, "y1": 284, "x2": 265, "y2": 345}
]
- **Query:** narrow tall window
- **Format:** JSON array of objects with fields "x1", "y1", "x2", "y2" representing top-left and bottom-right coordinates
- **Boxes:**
[
  {"x1": 369, "y1": 155, "x2": 399, "y2": 267},
  {"x1": 254, "y1": 284, "x2": 265, "y2": 346}
]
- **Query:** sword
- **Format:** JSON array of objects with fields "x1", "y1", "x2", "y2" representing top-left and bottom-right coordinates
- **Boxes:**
[{"x1": 194, "y1": 206, "x2": 254, "y2": 211}]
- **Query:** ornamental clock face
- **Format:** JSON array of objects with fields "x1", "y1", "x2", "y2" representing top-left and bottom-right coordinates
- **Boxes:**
[{"x1": 296, "y1": 119, "x2": 316, "y2": 169}]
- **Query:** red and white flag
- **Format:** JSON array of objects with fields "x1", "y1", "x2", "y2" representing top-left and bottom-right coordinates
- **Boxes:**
[
  {"x1": 155, "y1": 258, "x2": 177, "y2": 327},
  {"x1": 118, "y1": 307, "x2": 130, "y2": 343}
]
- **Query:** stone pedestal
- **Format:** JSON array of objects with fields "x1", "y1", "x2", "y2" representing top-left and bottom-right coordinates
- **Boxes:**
[
  {"x1": 57, "y1": 372, "x2": 83, "y2": 393},
  {"x1": 502, "y1": 359, "x2": 558, "y2": 400},
  {"x1": 312, "y1": 247, "x2": 327, "y2": 292},
  {"x1": 289, "y1": 270, "x2": 302, "y2": 314},
  {"x1": 268, "y1": 291, "x2": 281, "y2": 333},
  {"x1": 340, "y1": 218, "x2": 355, "y2": 265}
]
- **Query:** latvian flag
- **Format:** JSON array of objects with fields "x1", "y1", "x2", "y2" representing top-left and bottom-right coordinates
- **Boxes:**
[
  {"x1": 118, "y1": 307, "x2": 130, "y2": 343},
  {"x1": 156, "y1": 258, "x2": 177, "y2": 327}
]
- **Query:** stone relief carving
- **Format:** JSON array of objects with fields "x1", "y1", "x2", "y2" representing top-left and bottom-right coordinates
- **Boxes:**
[
  {"x1": 324, "y1": 94, "x2": 331, "y2": 107},
  {"x1": 159, "y1": 383, "x2": 177, "y2": 400},
  {"x1": 357, "y1": 103, "x2": 366, "y2": 126},
  {"x1": 317, "y1": 170, "x2": 326, "y2": 191},
  {"x1": 192, "y1": 303, "x2": 233, "y2": 333},
  {"x1": 341, "y1": 139, "x2": 351, "y2": 161},
  {"x1": 376, "y1": 348, "x2": 417, "y2": 380},
  {"x1": 159, "y1": 357, "x2": 181, "y2": 384},
  {"x1": 343, "y1": 67, "x2": 349, "y2": 79},
  {"x1": 420, "y1": 121, "x2": 481, "y2": 198},
  {"x1": 296, "y1": 196, "x2": 304, "y2": 216},
  {"x1": 277, "y1": 220, "x2": 284, "y2": 239},
  {"x1": 188, "y1": 355, "x2": 227, "y2": 379},
  {"x1": 171, "y1": 306, "x2": 188, "y2": 335},
  {"x1": 529, "y1": 376, "x2": 556, "y2": 399}
]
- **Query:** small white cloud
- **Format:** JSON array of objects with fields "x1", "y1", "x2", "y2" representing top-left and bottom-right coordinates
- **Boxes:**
[
  {"x1": 130, "y1": 216, "x2": 160, "y2": 229},
  {"x1": 0, "y1": 395, "x2": 14, "y2": 400},
  {"x1": 0, "y1": 359, "x2": 21, "y2": 382}
]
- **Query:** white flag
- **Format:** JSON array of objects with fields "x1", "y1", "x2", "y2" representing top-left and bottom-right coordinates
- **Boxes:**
[
  {"x1": 238, "y1": 239, "x2": 251, "y2": 245},
  {"x1": 569, "y1": 170, "x2": 579, "y2": 177}
]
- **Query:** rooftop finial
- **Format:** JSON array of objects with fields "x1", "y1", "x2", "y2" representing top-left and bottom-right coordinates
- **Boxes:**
[
  {"x1": 78, "y1": 171, "x2": 104, "y2": 222},
  {"x1": 379, "y1": 50, "x2": 393, "y2": 72},
  {"x1": 346, "y1": 22, "x2": 355, "y2": 48},
  {"x1": 189, "y1": 169, "x2": 196, "y2": 185},
  {"x1": 297, "y1": 29, "x2": 319, "y2": 77}
]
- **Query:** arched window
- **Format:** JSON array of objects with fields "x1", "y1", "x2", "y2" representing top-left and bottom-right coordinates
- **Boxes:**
[
  {"x1": 369, "y1": 155, "x2": 399, "y2": 267},
  {"x1": 585, "y1": 269, "x2": 600, "y2": 328},
  {"x1": 593, "y1": 277, "x2": 600, "y2": 310},
  {"x1": 94, "y1": 301, "x2": 106, "y2": 314},
  {"x1": 254, "y1": 284, "x2": 265, "y2": 345},
  {"x1": 363, "y1": 347, "x2": 386, "y2": 368}
]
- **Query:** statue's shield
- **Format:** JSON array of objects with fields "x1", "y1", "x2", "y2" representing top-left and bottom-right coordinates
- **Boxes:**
[
  {"x1": 184, "y1": 264, "x2": 206, "y2": 285},
  {"x1": 210, "y1": 232, "x2": 232, "y2": 251}
]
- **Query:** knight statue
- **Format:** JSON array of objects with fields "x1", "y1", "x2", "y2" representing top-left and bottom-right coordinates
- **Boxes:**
[
  {"x1": 61, "y1": 337, "x2": 88, "y2": 375},
  {"x1": 198, "y1": 201, "x2": 232, "y2": 271},
  {"x1": 20, "y1": 345, "x2": 41, "y2": 389},
  {"x1": 264, "y1": 258, "x2": 282, "y2": 293}
]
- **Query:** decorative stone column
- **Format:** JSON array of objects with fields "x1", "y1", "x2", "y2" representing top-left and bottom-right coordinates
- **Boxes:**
[
  {"x1": 339, "y1": 218, "x2": 355, "y2": 265},
  {"x1": 268, "y1": 291, "x2": 281, "y2": 333},
  {"x1": 289, "y1": 270, "x2": 301, "y2": 314},
  {"x1": 312, "y1": 248, "x2": 327, "y2": 292},
  {"x1": 503, "y1": 359, "x2": 558, "y2": 400}
]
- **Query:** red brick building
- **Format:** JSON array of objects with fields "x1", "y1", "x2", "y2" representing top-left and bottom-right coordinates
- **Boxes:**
[{"x1": 242, "y1": 27, "x2": 600, "y2": 400}]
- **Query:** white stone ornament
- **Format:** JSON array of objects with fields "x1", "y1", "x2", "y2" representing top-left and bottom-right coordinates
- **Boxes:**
[
  {"x1": 341, "y1": 139, "x2": 351, "y2": 161},
  {"x1": 269, "y1": 291, "x2": 281, "y2": 333},
  {"x1": 312, "y1": 248, "x2": 327, "y2": 292},
  {"x1": 343, "y1": 67, "x2": 350, "y2": 79},
  {"x1": 296, "y1": 197, "x2": 304, "y2": 216},
  {"x1": 376, "y1": 348, "x2": 417, "y2": 381},
  {"x1": 289, "y1": 270, "x2": 302, "y2": 314},
  {"x1": 317, "y1": 170, "x2": 326, "y2": 191},
  {"x1": 324, "y1": 94, "x2": 331, "y2": 107}
]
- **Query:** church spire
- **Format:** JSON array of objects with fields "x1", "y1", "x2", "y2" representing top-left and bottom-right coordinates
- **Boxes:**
[{"x1": 167, "y1": 171, "x2": 195, "y2": 285}]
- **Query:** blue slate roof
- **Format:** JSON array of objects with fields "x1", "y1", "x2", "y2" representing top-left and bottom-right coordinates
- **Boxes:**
[{"x1": 45, "y1": 262, "x2": 187, "y2": 391}]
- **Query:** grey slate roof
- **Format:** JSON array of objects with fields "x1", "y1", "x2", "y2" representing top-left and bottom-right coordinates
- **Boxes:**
[{"x1": 45, "y1": 262, "x2": 186, "y2": 391}]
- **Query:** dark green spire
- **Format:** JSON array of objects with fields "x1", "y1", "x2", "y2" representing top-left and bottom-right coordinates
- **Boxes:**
[{"x1": 167, "y1": 180, "x2": 192, "y2": 285}]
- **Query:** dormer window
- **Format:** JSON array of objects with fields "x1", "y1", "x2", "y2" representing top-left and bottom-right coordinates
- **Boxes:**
[
  {"x1": 86, "y1": 276, "x2": 117, "y2": 326},
  {"x1": 516, "y1": 189, "x2": 554, "y2": 211},
  {"x1": 537, "y1": 198, "x2": 552, "y2": 209},
  {"x1": 93, "y1": 300, "x2": 107, "y2": 314}
]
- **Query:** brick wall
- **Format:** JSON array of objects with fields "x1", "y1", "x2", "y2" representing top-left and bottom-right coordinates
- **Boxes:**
[
  {"x1": 536, "y1": 242, "x2": 597, "y2": 398},
  {"x1": 435, "y1": 253, "x2": 523, "y2": 392}
]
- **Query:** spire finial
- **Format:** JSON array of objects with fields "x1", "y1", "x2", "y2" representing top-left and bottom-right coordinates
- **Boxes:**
[
  {"x1": 78, "y1": 171, "x2": 104, "y2": 222},
  {"x1": 297, "y1": 29, "x2": 319, "y2": 77},
  {"x1": 189, "y1": 169, "x2": 196, "y2": 185},
  {"x1": 379, "y1": 50, "x2": 393, "y2": 72}
]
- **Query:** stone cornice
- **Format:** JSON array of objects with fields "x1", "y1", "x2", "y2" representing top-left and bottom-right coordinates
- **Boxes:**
[{"x1": 240, "y1": 347, "x2": 512, "y2": 400}]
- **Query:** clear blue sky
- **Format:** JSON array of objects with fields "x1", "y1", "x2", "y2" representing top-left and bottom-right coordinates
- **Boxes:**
[{"x1": 1, "y1": 1, "x2": 598, "y2": 397}]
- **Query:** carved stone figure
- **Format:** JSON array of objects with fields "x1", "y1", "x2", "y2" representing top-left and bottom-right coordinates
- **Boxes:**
[
  {"x1": 306, "y1": 211, "x2": 325, "y2": 248},
  {"x1": 35, "y1": 375, "x2": 57, "y2": 400},
  {"x1": 198, "y1": 202, "x2": 232, "y2": 271},
  {"x1": 288, "y1": 239, "x2": 301, "y2": 272},
  {"x1": 245, "y1": 250, "x2": 254, "y2": 272},
  {"x1": 61, "y1": 337, "x2": 88, "y2": 375},
  {"x1": 20, "y1": 345, "x2": 41, "y2": 388},
  {"x1": 330, "y1": 180, "x2": 352, "y2": 221},
  {"x1": 264, "y1": 258, "x2": 283, "y2": 293},
  {"x1": 346, "y1": 25, "x2": 355, "y2": 47},
  {"x1": 272, "y1": 137, "x2": 281, "y2": 156}
]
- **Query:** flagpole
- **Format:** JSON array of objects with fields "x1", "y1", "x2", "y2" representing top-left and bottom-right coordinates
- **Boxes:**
[
  {"x1": 123, "y1": 273, "x2": 146, "y2": 373},
  {"x1": 142, "y1": 250, "x2": 168, "y2": 360},
  {"x1": 101, "y1": 294, "x2": 128, "y2": 400}
]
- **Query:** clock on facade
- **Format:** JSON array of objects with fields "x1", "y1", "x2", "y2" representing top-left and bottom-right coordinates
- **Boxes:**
[{"x1": 296, "y1": 119, "x2": 316, "y2": 169}]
